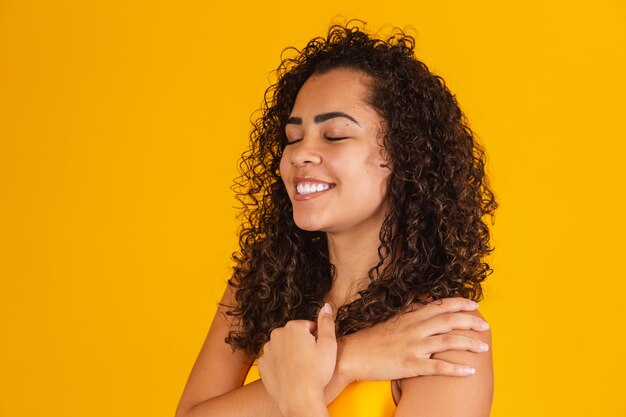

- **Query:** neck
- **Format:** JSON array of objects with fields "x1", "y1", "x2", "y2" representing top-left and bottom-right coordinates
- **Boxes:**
[{"x1": 325, "y1": 223, "x2": 384, "y2": 308}]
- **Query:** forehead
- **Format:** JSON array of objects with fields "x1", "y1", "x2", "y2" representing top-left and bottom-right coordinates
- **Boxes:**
[{"x1": 290, "y1": 68, "x2": 373, "y2": 115}]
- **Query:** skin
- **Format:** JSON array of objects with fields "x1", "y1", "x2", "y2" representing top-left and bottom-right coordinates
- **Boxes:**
[
  {"x1": 175, "y1": 68, "x2": 493, "y2": 417},
  {"x1": 280, "y1": 69, "x2": 391, "y2": 305}
]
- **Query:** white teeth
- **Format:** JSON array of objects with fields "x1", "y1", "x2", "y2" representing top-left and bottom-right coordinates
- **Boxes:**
[{"x1": 296, "y1": 182, "x2": 331, "y2": 195}]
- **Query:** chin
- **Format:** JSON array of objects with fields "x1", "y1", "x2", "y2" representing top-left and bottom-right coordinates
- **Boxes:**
[
  {"x1": 294, "y1": 221, "x2": 325, "y2": 232},
  {"x1": 293, "y1": 215, "x2": 329, "y2": 232}
]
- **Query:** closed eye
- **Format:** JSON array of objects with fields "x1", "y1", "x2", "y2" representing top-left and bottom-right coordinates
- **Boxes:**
[{"x1": 284, "y1": 136, "x2": 348, "y2": 145}]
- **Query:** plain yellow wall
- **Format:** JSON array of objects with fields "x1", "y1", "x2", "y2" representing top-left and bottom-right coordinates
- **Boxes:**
[{"x1": 1, "y1": 1, "x2": 625, "y2": 416}]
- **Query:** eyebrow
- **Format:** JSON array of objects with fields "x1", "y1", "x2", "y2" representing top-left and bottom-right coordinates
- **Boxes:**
[{"x1": 286, "y1": 112, "x2": 361, "y2": 126}]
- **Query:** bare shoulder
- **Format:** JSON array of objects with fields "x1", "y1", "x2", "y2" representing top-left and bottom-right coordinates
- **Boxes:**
[
  {"x1": 394, "y1": 309, "x2": 494, "y2": 417},
  {"x1": 438, "y1": 309, "x2": 492, "y2": 349}
]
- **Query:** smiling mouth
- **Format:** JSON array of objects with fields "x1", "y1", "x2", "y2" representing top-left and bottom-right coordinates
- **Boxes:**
[{"x1": 295, "y1": 181, "x2": 335, "y2": 196}]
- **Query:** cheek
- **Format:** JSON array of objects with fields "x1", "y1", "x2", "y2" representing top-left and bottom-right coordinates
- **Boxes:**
[
  {"x1": 364, "y1": 150, "x2": 390, "y2": 181},
  {"x1": 363, "y1": 157, "x2": 391, "y2": 201},
  {"x1": 279, "y1": 154, "x2": 289, "y2": 181},
  {"x1": 339, "y1": 158, "x2": 389, "y2": 199}
]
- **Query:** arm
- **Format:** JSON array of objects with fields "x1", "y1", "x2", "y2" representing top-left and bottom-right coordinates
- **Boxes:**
[
  {"x1": 336, "y1": 299, "x2": 490, "y2": 383},
  {"x1": 176, "y1": 292, "x2": 488, "y2": 417},
  {"x1": 175, "y1": 286, "x2": 350, "y2": 417},
  {"x1": 394, "y1": 310, "x2": 493, "y2": 417},
  {"x1": 175, "y1": 284, "x2": 278, "y2": 417},
  {"x1": 255, "y1": 299, "x2": 491, "y2": 417}
]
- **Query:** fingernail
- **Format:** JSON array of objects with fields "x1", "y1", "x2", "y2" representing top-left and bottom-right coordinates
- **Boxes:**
[
  {"x1": 323, "y1": 303, "x2": 333, "y2": 315},
  {"x1": 480, "y1": 320, "x2": 490, "y2": 330},
  {"x1": 479, "y1": 342, "x2": 489, "y2": 351},
  {"x1": 469, "y1": 300, "x2": 479, "y2": 308},
  {"x1": 462, "y1": 367, "x2": 476, "y2": 375}
]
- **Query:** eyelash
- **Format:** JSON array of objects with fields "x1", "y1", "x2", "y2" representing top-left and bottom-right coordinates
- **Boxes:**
[{"x1": 285, "y1": 136, "x2": 348, "y2": 145}]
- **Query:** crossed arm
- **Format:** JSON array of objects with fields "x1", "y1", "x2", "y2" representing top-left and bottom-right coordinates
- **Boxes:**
[{"x1": 175, "y1": 285, "x2": 493, "y2": 417}]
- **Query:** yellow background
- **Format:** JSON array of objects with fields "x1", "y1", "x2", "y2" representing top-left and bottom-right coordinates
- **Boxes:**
[{"x1": 1, "y1": 1, "x2": 624, "y2": 416}]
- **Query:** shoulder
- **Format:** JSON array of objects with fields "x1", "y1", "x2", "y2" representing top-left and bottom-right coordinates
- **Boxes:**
[
  {"x1": 429, "y1": 309, "x2": 492, "y2": 384},
  {"x1": 394, "y1": 309, "x2": 493, "y2": 417},
  {"x1": 436, "y1": 309, "x2": 492, "y2": 352}
]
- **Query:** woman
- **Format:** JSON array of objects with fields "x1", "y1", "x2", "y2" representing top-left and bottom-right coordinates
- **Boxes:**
[{"x1": 176, "y1": 22, "x2": 497, "y2": 417}]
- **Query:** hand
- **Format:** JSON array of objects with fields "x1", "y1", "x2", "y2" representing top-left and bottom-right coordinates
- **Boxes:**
[
  {"x1": 336, "y1": 297, "x2": 490, "y2": 383},
  {"x1": 258, "y1": 303, "x2": 336, "y2": 417}
]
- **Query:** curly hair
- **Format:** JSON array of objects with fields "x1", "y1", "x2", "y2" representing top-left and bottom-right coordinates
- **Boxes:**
[{"x1": 224, "y1": 22, "x2": 497, "y2": 357}]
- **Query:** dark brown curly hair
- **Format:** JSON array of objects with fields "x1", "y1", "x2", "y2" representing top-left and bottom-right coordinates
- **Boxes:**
[{"x1": 224, "y1": 22, "x2": 497, "y2": 357}]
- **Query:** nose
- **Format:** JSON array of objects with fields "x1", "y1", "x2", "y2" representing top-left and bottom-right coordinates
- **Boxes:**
[{"x1": 288, "y1": 137, "x2": 322, "y2": 166}]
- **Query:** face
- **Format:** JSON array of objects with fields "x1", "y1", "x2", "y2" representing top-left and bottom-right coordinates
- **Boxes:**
[{"x1": 279, "y1": 68, "x2": 390, "y2": 235}]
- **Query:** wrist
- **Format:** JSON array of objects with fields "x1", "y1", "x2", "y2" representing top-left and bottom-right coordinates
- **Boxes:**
[
  {"x1": 336, "y1": 335, "x2": 357, "y2": 384},
  {"x1": 324, "y1": 360, "x2": 352, "y2": 404}
]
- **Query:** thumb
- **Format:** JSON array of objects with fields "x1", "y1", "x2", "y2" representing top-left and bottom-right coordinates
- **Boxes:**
[{"x1": 316, "y1": 303, "x2": 337, "y2": 348}]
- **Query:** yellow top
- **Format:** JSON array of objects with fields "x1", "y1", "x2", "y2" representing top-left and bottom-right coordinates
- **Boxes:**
[
  {"x1": 245, "y1": 366, "x2": 396, "y2": 417},
  {"x1": 327, "y1": 380, "x2": 396, "y2": 417}
]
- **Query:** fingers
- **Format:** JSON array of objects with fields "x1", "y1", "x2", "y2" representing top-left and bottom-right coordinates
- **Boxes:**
[
  {"x1": 425, "y1": 333, "x2": 490, "y2": 355},
  {"x1": 316, "y1": 303, "x2": 337, "y2": 349},
  {"x1": 266, "y1": 312, "x2": 335, "y2": 347},
  {"x1": 269, "y1": 320, "x2": 317, "y2": 341},
  {"x1": 418, "y1": 312, "x2": 489, "y2": 336},
  {"x1": 409, "y1": 297, "x2": 479, "y2": 321},
  {"x1": 419, "y1": 359, "x2": 478, "y2": 377}
]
